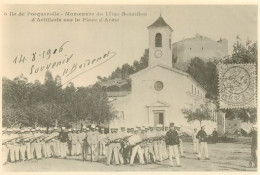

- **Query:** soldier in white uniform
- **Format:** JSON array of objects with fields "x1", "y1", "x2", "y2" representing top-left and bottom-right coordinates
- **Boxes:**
[
  {"x1": 153, "y1": 124, "x2": 163, "y2": 162},
  {"x1": 53, "y1": 127, "x2": 60, "y2": 157},
  {"x1": 67, "y1": 128, "x2": 73, "y2": 156},
  {"x1": 34, "y1": 127, "x2": 43, "y2": 159},
  {"x1": 140, "y1": 127, "x2": 149, "y2": 163},
  {"x1": 128, "y1": 127, "x2": 144, "y2": 165},
  {"x1": 175, "y1": 124, "x2": 184, "y2": 157},
  {"x1": 76, "y1": 129, "x2": 81, "y2": 156},
  {"x1": 115, "y1": 127, "x2": 124, "y2": 165},
  {"x1": 9, "y1": 129, "x2": 17, "y2": 162},
  {"x1": 70, "y1": 128, "x2": 78, "y2": 156},
  {"x1": 24, "y1": 128, "x2": 33, "y2": 160},
  {"x1": 192, "y1": 128, "x2": 199, "y2": 153},
  {"x1": 12, "y1": 128, "x2": 20, "y2": 161},
  {"x1": 95, "y1": 127, "x2": 100, "y2": 157},
  {"x1": 45, "y1": 128, "x2": 53, "y2": 158},
  {"x1": 19, "y1": 129, "x2": 27, "y2": 161},
  {"x1": 30, "y1": 129, "x2": 36, "y2": 159},
  {"x1": 197, "y1": 125, "x2": 210, "y2": 160},
  {"x1": 99, "y1": 128, "x2": 107, "y2": 156},
  {"x1": 2, "y1": 128, "x2": 12, "y2": 164},
  {"x1": 40, "y1": 128, "x2": 48, "y2": 158},
  {"x1": 146, "y1": 126, "x2": 156, "y2": 163},
  {"x1": 106, "y1": 127, "x2": 119, "y2": 165},
  {"x1": 80, "y1": 126, "x2": 88, "y2": 161},
  {"x1": 87, "y1": 124, "x2": 99, "y2": 162}
]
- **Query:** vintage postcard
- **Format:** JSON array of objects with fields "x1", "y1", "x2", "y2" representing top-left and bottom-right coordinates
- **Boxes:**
[{"x1": 0, "y1": 3, "x2": 258, "y2": 173}]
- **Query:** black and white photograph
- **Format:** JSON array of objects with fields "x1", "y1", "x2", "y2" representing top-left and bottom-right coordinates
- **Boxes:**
[{"x1": 1, "y1": 3, "x2": 258, "y2": 172}]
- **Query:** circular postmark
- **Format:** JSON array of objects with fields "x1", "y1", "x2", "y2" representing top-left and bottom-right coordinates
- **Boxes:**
[
  {"x1": 222, "y1": 66, "x2": 250, "y2": 94},
  {"x1": 219, "y1": 64, "x2": 256, "y2": 107}
]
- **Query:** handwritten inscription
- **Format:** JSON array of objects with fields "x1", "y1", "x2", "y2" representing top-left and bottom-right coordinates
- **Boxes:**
[{"x1": 12, "y1": 41, "x2": 116, "y2": 85}]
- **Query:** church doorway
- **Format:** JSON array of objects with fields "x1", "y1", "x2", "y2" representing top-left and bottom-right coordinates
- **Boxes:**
[{"x1": 154, "y1": 111, "x2": 164, "y2": 127}]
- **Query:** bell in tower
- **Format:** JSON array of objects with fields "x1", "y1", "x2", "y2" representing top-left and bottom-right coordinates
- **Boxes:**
[{"x1": 147, "y1": 15, "x2": 173, "y2": 67}]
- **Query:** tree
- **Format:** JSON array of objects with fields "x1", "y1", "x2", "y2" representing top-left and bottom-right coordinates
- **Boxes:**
[
  {"x1": 63, "y1": 83, "x2": 114, "y2": 128},
  {"x1": 36, "y1": 103, "x2": 67, "y2": 130},
  {"x1": 186, "y1": 57, "x2": 218, "y2": 99},
  {"x1": 230, "y1": 39, "x2": 257, "y2": 64},
  {"x1": 187, "y1": 57, "x2": 206, "y2": 88},
  {"x1": 99, "y1": 49, "x2": 149, "y2": 86},
  {"x1": 182, "y1": 104, "x2": 212, "y2": 127},
  {"x1": 2, "y1": 75, "x2": 32, "y2": 128}
]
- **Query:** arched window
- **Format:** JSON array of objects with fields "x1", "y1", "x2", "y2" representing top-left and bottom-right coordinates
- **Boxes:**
[{"x1": 155, "y1": 33, "x2": 162, "y2": 47}]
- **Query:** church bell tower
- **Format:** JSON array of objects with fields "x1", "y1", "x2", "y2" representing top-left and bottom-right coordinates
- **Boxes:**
[{"x1": 148, "y1": 15, "x2": 173, "y2": 67}]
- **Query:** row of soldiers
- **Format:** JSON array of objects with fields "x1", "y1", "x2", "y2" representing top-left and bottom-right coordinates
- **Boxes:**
[
  {"x1": 2, "y1": 123, "x2": 207, "y2": 167},
  {"x1": 103, "y1": 123, "x2": 186, "y2": 166},
  {"x1": 2, "y1": 125, "x2": 107, "y2": 164},
  {"x1": 2, "y1": 127, "x2": 63, "y2": 163}
]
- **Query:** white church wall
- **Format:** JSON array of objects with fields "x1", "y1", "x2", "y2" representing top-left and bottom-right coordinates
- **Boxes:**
[{"x1": 130, "y1": 66, "x2": 189, "y2": 127}]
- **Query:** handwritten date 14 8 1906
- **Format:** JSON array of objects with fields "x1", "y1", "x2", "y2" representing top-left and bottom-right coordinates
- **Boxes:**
[{"x1": 13, "y1": 41, "x2": 69, "y2": 64}]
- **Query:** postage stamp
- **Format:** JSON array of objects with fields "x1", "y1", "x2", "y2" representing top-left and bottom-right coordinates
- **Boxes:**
[{"x1": 217, "y1": 64, "x2": 257, "y2": 109}]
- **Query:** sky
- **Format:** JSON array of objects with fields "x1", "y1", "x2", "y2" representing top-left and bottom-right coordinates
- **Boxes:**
[{"x1": 1, "y1": 5, "x2": 257, "y2": 87}]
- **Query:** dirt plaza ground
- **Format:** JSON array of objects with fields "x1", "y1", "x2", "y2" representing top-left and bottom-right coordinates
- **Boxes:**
[{"x1": 3, "y1": 142, "x2": 257, "y2": 172}]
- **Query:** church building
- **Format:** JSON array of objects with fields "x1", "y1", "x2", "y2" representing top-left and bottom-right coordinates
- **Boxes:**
[{"x1": 109, "y1": 15, "x2": 225, "y2": 134}]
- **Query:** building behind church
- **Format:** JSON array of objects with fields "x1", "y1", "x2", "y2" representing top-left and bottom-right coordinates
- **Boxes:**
[
  {"x1": 173, "y1": 34, "x2": 228, "y2": 71},
  {"x1": 107, "y1": 15, "x2": 225, "y2": 135}
]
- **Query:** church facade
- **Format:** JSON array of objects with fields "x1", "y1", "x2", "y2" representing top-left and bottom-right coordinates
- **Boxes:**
[{"x1": 109, "y1": 16, "x2": 225, "y2": 134}]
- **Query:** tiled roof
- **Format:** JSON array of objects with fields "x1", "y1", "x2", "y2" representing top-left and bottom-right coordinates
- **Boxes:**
[
  {"x1": 148, "y1": 16, "x2": 173, "y2": 31},
  {"x1": 106, "y1": 91, "x2": 131, "y2": 97},
  {"x1": 99, "y1": 78, "x2": 128, "y2": 87}
]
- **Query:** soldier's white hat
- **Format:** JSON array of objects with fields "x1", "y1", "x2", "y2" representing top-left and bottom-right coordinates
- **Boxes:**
[
  {"x1": 91, "y1": 124, "x2": 96, "y2": 129},
  {"x1": 73, "y1": 128, "x2": 76, "y2": 131},
  {"x1": 7, "y1": 128, "x2": 12, "y2": 132},
  {"x1": 61, "y1": 127, "x2": 66, "y2": 130},
  {"x1": 82, "y1": 126, "x2": 87, "y2": 129},
  {"x1": 31, "y1": 129, "x2": 36, "y2": 132},
  {"x1": 68, "y1": 128, "x2": 72, "y2": 132},
  {"x1": 101, "y1": 128, "x2": 104, "y2": 131},
  {"x1": 54, "y1": 127, "x2": 58, "y2": 130},
  {"x1": 86, "y1": 128, "x2": 90, "y2": 131},
  {"x1": 253, "y1": 124, "x2": 257, "y2": 128},
  {"x1": 95, "y1": 127, "x2": 99, "y2": 130}
]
